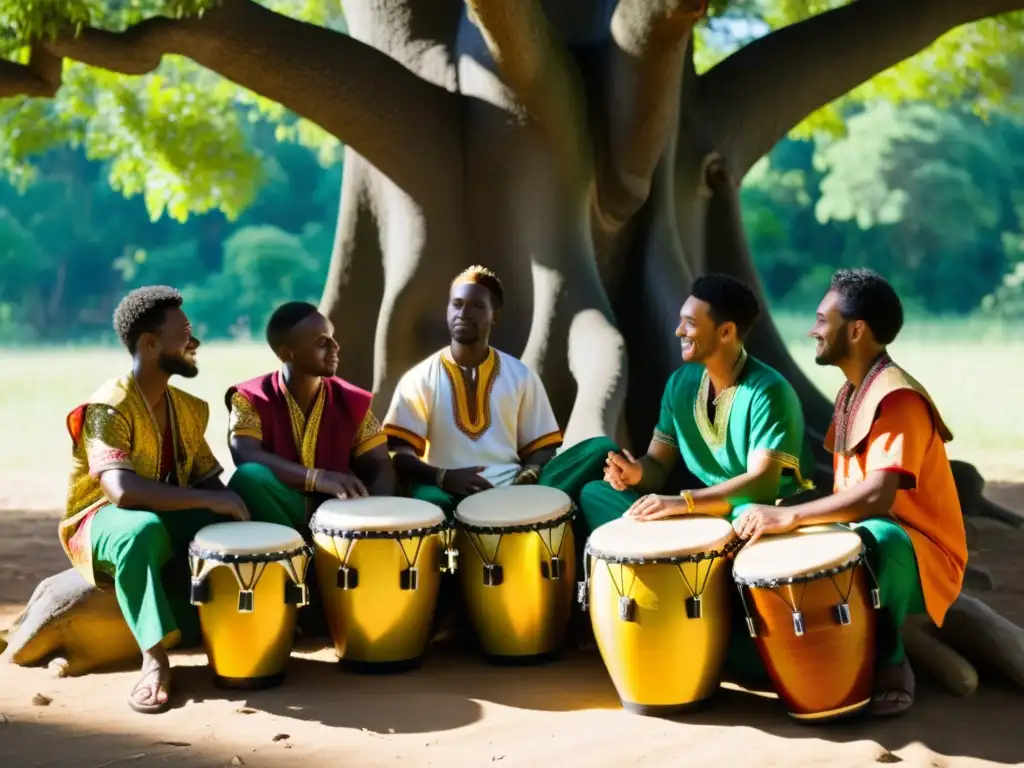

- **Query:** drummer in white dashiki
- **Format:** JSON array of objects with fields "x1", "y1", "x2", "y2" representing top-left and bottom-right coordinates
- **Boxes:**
[{"x1": 382, "y1": 266, "x2": 610, "y2": 517}]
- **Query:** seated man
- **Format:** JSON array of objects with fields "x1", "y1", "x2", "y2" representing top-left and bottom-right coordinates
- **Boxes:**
[
  {"x1": 226, "y1": 302, "x2": 397, "y2": 530},
  {"x1": 576, "y1": 273, "x2": 815, "y2": 531},
  {"x1": 62, "y1": 286, "x2": 250, "y2": 715},
  {"x1": 382, "y1": 266, "x2": 608, "y2": 516},
  {"x1": 732, "y1": 269, "x2": 967, "y2": 717}
]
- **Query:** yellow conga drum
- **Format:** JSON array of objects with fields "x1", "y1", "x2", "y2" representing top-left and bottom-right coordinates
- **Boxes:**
[
  {"x1": 454, "y1": 485, "x2": 576, "y2": 663},
  {"x1": 188, "y1": 521, "x2": 312, "y2": 689},
  {"x1": 732, "y1": 524, "x2": 879, "y2": 722},
  {"x1": 310, "y1": 497, "x2": 450, "y2": 671},
  {"x1": 582, "y1": 515, "x2": 738, "y2": 715}
]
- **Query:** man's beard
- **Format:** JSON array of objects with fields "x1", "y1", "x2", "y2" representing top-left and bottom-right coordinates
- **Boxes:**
[
  {"x1": 814, "y1": 328, "x2": 849, "y2": 366},
  {"x1": 158, "y1": 352, "x2": 199, "y2": 378},
  {"x1": 450, "y1": 326, "x2": 479, "y2": 345}
]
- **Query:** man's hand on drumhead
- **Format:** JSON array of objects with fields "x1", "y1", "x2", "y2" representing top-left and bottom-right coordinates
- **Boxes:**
[
  {"x1": 624, "y1": 494, "x2": 683, "y2": 521},
  {"x1": 732, "y1": 505, "x2": 796, "y2": 546},
  {"x1": 442, "y1": 467, "x2": 493, "y2": 496},
  {"x1": 605, "y1": 450, "x2": 641, "y2": 490},
  {"x1": 317, "y1": 471, "x2": 369, "y2": 500},
  {"x1": 210, "y1": 490, "x2": 251, "y2": 522}
]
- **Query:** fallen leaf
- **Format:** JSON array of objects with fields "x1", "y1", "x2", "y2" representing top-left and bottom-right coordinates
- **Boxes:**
[
  {"x1": 877, "y1": 754, "x2": 903, "y2": 764},
  {"x1": 31, "y1": 694, "x2": 52, "y2": 707},
  {"x1": 272, "y1": 734, "x2": 290, "y2": 742}
]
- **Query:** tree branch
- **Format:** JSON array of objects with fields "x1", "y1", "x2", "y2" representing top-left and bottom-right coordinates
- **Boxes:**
[
  {"x1": 465, "y1": 0, "x2": 590, "y2": 172},
  {"x1": 0, "y1": 44, "x2": 62, "y2": 99},
  {"x1": 19, "y1": 0, "x2": 456, "y2": 196},
  {"x1": 594, "y1": 0, "x2": 708, "y2": 234},
  {"x1": 700, "y1": 0, "x2": 1024, "y2": 178}
]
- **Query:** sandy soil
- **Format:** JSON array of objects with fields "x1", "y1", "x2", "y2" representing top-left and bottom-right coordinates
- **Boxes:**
[{"x1": 1, "y1": 489, "x2": 1023, "y2": 768}]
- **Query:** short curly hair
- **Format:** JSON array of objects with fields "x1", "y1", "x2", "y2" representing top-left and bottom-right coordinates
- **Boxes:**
[
  {"x1": 829, "y1": 268, "x2": 903, "y2": 345},
  {"x1": 451, "y1": 265, "x2": 504, "y2": 309},
  {"x1": 690, "y1": 273, "x2": 761, "y2": 340},
  {"x1": 112, "y1": 286, "x2": 184, "y2": 353}
]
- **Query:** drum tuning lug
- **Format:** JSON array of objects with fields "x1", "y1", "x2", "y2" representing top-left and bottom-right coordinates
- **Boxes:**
[
  {"x1": 237, "y1": 589, "x2": 255, "y2": 614},
  {"x1": 791, "y1": 610, "x2": 806, "y2": 637},
  {"x1": 189, "y1": 578, "x2": 209, "y2": 606},
  {"x1": 400, "y1": 567, "x2": 419, "y2": 591},
  {"x1": 745, "y1": 616, "x2": 758, "y2": 638},
  {"x1": 834, "y1": 602, "x2": 852, "y2": 626},
  {"x1": 444, "y1": 548, "x2": 459, "y2": 574},
  {"x1": 541, "y1": 557, "x2": 562, "y2": 580},
  {"x1": 870, "y1": 588, "x2": 882, "y2": 610},
  {"x1": 576, "y1": 580, "x2": 589, "y2": 611},
  {"x1": 685, "y1": 595, "x2": 702, "y2": 620},
  {"x1": 337, "y1": 565, "x2": 359, "y2": 590},
  {"x1": 618, "y1": 596, "x2": 637, "y2": 622},
  {"x1": 483, "y1": 563, "x2": 504, "y2": 587},
  {"x1": 285, "y1": 582, "x2": 309, "y2": 607}
]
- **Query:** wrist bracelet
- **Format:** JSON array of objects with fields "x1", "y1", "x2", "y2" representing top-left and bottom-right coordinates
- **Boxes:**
[
  {"x1": 680, "y1": 490, "x2": 696, "y2": 514},
  {"x1": 307, "y1": 468, "x2": 322, "y2": 493}
]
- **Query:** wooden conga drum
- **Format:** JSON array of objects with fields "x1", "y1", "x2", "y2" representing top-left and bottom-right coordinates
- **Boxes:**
[
  {"x1": 310, "y1": 497, "x2": 449, "y2": 671},
  {"x1": 454, "y1": 485, "x2": 576, "y2": 663},
  {"x1": 732, "y1": 524, "x2": 880, "y2": 722},
  {"x1": 581, "y1": 516, "x2": 738, "y2": 715},
  {"x1": 188, "y1": 521, "x2": 312, "y2": 689}
]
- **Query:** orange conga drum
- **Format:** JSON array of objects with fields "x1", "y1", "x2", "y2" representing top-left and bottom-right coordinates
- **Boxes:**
[{"x1": 731, "y1": 524, "x2": 880, "y2": 722}]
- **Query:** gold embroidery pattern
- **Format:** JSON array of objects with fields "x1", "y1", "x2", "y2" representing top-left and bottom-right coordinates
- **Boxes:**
[
  {"x1": 752, "y1": 448, "x2": 815, "y2": 491},
  {"x1": 228, "y1": 392, "x2": 263, "y2": 441},
  {"x1": 440, "y1": 348, "x2": 500, "y2": 441},
  {"x1": 693, "y1": 349, "x2": 748, "y2": 450},
  {"x1": 354, "y1": 410, "x2": 388, "y2": 457},
  {"x1": 653, "y1": 428, "x2": 678, "y2": 447},
  {"x1": 280, "y1": 373, "x2": 326, "y2": 470},
  {"x1": 518, "y1": 430, "x2": 564, "y2": 459},
  {"x1": 83, "y1": 406, "x2": 134, "y2": 476}
]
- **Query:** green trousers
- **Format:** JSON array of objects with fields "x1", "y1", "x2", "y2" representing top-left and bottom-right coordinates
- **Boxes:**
[
  {"x1": 90, "y1": 504, "x2": 224, "y2": 651},
  {"x1": 228, "y1": 462, "x2": 309, "y2": 531}
]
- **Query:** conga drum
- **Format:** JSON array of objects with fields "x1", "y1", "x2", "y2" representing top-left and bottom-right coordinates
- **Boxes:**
[
  {"x1": 732, "y1": 524, "x2": 880, "y2": 722},
  {"x1": 310, "y1": 497, "x2": 450, "y2": 671},
  {"x1": 188, "y1": 521, "x2": 312, "y2": 689},
  {"x1": 581, "y1": 516, "x2": 739, "y2": 715},
  {"x1": 454, "y1": 485, "x2": 576, "y2": 663}
]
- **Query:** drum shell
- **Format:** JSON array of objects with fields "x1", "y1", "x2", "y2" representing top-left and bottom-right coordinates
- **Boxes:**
[
  {"x1": 198, "y1": 561, "x2": 297, "y2": 685},
  {"x1": 745, "y1": 564, "x2": 876, "y2": 720},
  {"x1": 589, "y1": 555, "x2": 731, "y2": 711},
  {"x1": 313, "y1": 531, "x2": 442, "y2": 664},
  {"x1": 457, "y1": 524, "x2": 576, "y2": 659}
]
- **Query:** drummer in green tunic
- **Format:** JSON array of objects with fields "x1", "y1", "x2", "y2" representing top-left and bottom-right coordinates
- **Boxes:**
[{"x1": 574, "y1": 273, "x2": 815, "y2": 530}]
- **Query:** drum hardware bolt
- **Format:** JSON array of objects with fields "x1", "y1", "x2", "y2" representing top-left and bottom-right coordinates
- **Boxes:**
[
  {"x1": 541, "y1": 557, "x2": 562, "y2": 580},
  {"x1": 443, "y1": 548, "x2": 459, "y2": 574},
  {"x1": 190, "y1": 578, "x2": 209, "y2": 606},
  {"x1": 791, "y1": 610, "x2": 806, "y2": 637},
  {"x1": 483, "y1": 564, "x2": 504, "y2": 587},
  {"x1": 870, "y1": 588, "x2": 882, "y2": 610},
  {"x1": 834, "y1": 602, "x2": 852, "y2": 626},
  {"x1": 400, "y1": 567, "x2": 419, "y2": 591},
  {"x1": 685, "y1": 595, "x2": 702, "y2": 620},
  {"x1": 576, "y1": 581, "x2": 589, "y2": 611},
  {"x1": 337, "y1": 565, "x2": 359, "y2": 590},
  {"x1": 237, "y1": 590, "x2": 255, "y2": 614},
  {"x1": 285, "y1": 582, "x2": 309, "y2": 606},
  {"x1": 745, "y1": 616, "x2": 758, "y2": 638},
  {"x1": 618, "y1": 596, "x2": 637, "y2": 622}
]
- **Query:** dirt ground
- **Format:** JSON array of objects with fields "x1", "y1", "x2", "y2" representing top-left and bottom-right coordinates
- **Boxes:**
[{"x1": 1, "y1": 488, "x2": 1022, "y2": 768}]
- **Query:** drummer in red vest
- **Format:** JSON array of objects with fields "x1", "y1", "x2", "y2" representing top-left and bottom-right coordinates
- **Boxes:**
[{"x1": 225, "y1": 302, "x2": 397, "y2": 530}]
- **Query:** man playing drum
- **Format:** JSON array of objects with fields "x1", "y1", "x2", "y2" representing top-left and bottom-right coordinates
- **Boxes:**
[
  {"x1": 732, "y1": 269, "x2": 967, "y2": 717},
  {"x1": 226, "y1": 302, "x2": 397, "y2": 529},
  {"x1": 574, "y1": 273, "x2": 815, "y2": 530},
  {"x1": 382, "y1": 266, "x2": 609, "y2": 515},
  {"x1": 62, "y1": 286, "x2": 251, "y2": 714}
]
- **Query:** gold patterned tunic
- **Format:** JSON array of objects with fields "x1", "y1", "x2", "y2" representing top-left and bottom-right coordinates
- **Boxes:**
[{"x1": 63, "y1": 374, "x2": 222, "y2": 584}]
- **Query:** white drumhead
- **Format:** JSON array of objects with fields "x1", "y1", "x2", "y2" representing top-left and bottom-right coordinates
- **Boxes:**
[
  {"x1": 312, "y1": 496, "x2": 446, "y2": 532},
  {"x1": 733, "y1": 526, "x2": 864, "y2": 581},
  {"x1": 587, "y1": 516, "x2": 735, "y2": 559},
  {"x1": 454, "y1": 485, "x2": 573, "y2": 528},
  {"x1": 192, "y1": 521, "x2": 305, "y2": 556}
]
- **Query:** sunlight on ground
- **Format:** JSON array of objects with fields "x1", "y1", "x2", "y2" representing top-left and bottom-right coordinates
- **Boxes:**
[{"x1": 0, "y1": 314, "x2": 1020, "y2": 511}]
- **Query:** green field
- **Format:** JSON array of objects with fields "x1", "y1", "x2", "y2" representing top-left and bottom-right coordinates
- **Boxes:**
[{"x1": 0, "y1": 315, "x2": 1021, "y2": 509}]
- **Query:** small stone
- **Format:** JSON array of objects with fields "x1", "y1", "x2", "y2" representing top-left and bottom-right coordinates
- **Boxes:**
[
  {"x1": 230, "y1": 758, "x2": 245, "y2": 766},
  {"x1": 31, "y1": 694, "x2": 52, "y2": 707},
  {"x1": 876, "y1": 752, "x2": 902, "y2": 763},
  {"x1": 388, "y1": 728, "x2": 395, "y2": 734},
  {"x1": 272, "y1": 734, "x2": 289, "y2": 742},
  {"x1": 236, "y1": 708, "x2": 256, "y2": 715}
]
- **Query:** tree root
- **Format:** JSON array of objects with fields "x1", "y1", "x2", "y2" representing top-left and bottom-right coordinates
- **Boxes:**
[{"x1": 937, "y1": 593, "x2": 1024, "y2": 690}]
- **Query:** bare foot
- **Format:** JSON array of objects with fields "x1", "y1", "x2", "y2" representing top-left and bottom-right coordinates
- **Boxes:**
[
  {"x1": 870, "y1": 657, "x2": 915, "y2": 717},
  {"x1": 128, "y1": 646, "x2": 171, "y2": 714}
]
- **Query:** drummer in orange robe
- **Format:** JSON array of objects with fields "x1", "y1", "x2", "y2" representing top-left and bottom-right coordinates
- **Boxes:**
[{"x1": 731, "y1": 269, "x2": 967, "y2": 717}]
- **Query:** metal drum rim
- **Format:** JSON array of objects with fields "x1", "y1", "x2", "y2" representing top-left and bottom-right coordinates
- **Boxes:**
[
  {"x1": 584, "y1": 535, "x2": 743, "y2": 565},
  {"x1": 308, "y1": 520, "x2": 450, "y2": 540},
  {"x1": 732, "y1": 551, "x2": 865, "y2": 588},
  {"x1": 454, "y1": 506, "x2": 575, "y2": 534},
  {"x1": 187, "y1": 542, "x2": 313, "y2": 564}
]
